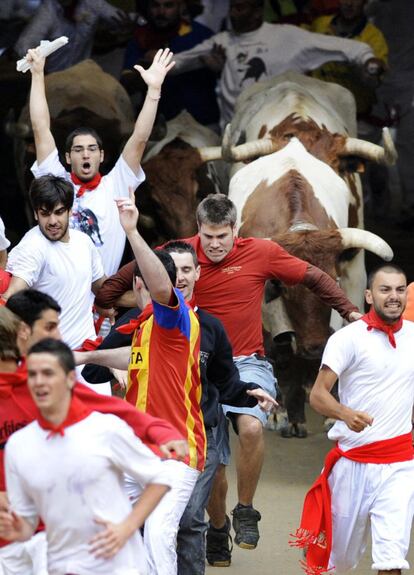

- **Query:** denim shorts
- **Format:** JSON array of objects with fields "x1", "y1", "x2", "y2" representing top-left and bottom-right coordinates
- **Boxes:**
[{"x1": 214, "y1": 354, "x2": 278, "y2": 465}]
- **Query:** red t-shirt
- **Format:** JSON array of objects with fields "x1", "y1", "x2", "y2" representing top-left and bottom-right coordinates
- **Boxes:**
[{"x1": 184, "y1": 236, "x2": 307, "y2": 356}]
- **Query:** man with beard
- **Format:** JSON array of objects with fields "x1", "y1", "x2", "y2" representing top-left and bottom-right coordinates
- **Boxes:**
[
  {"x1": 26, "y1": 46, "x2": 175, "y2": 276},
  {"x1": 2, "y1": 176, "x2": 106, "y2": 353},
  {"x1": 293, "y1": 264, "x2": 414, "y2": 575}
]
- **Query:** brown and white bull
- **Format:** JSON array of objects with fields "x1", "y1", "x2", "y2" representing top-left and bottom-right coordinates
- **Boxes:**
[
  {"x1": 220, "y1": 72, "x2": 395, "y2": 434},
  {"x1": 137, "y1": 110, "x2": 224, "y2": 244}
]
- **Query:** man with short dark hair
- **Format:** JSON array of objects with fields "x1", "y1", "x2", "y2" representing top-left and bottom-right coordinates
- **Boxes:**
[
  {"x1": 2, "y1": 176, "x2": 106, "y2": 354},
  {"x1": 0, "y1": 338, "x2": 173, "y2": 575},
  {"x1": 294, "y1": 264, "x2": 414, "y2": 575},
  {"x1": 26, "y1": 46, "x2": 175, "y2": 276}
]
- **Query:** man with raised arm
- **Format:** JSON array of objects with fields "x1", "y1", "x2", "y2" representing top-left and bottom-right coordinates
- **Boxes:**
[
  {"x1": 75, "y1": 191, "x2": 205, "y2": 575},
  {"x1": 26, "y1": 46, "x2": 174, "y2": 276}
]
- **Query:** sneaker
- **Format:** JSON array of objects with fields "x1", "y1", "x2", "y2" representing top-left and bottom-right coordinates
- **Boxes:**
[
  {"x1": 206, "y1": 515, "x2": 233, "y2": 567},
  {"x1": 231, "y1": 504, "x2": 261, "y2": 549}
]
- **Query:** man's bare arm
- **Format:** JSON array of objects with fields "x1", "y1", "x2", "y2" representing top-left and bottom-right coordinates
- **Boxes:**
[
  {"x1": 2, "y1": 276, "x2": 29, "y2": 300},
  {"x1": 26, "y1": 49, "x2": 56, "y2": 165},
  {"x1": 310, "y1": 365, "x2": 373, "y2": 432},
  {"x1": 116, "y1": 189, "x2": 173, "y2": 306},
  {"x1": 122, "y1": 48, "x2": 175, "y2": 174},
  {"x1": 74, "y1": 347, "x2": 131, "y2": 371}
]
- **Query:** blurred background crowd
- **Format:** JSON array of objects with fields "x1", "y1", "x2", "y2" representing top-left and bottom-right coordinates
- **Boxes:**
[{"x1": 0, "y1": 0, "x2": 412, "y2": 250}]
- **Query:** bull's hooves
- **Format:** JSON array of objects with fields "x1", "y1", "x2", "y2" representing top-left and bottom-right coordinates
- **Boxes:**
[{"x1": 280, "y1": 423, "x2": 308, "y2": 438}]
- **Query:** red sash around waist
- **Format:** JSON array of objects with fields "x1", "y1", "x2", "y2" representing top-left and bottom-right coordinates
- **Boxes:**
[{"x1": 290, "y1": 433, "x2": 414, "y2": 575}]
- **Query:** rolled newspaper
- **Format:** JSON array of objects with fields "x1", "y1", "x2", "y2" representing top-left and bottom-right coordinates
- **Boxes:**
[{"x1": 16, "y1": 36, "x2": 69, "y2": 73}]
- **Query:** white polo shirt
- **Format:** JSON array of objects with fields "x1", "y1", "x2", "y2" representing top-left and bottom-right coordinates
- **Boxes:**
[{"x1": 0, "y1": 216, "x2": 10, "y2": 251}]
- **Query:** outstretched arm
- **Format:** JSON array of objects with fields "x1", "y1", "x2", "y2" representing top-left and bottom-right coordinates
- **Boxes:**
[
  {"x1": 310, "y1": 365, "x2": 373, "y2": 432},
  {"x1": 26, "y1": 49, "x2": 56, "y2": 165},
  {"x1": 116, "y1": 189, "x2": 173, "y2": 306},
  {"x1": 122, "y1": 48, "x2": 175, "y2": 174},
  {"x1": 301, "y1": 264, "x2": 361, "y2": 321}
]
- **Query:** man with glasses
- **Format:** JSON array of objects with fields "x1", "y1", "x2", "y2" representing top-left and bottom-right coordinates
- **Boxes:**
[{"x1": 26, "y1": 46, "x2": 175, "y2": 276}]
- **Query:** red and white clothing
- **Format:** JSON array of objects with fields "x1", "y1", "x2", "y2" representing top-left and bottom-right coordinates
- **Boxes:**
[
  {"x1": 5, "y1": 411, "x2": 173, "y2": 575},
  {"x1": 320, "y1": 319, "x2": 414, "y2": 573},
  {"x1": 184, "y1": 235, "x2": 307, "y2": 357},
  {"x1": 6, "y1": 227, "x2": 103, "y2": 350},
  {"x1": 32, "y1": 149, "x2": 145, "y2": 276},
  {"x1": 324, "y1": 319, "x2": 414, "y2": 449},
  {"x1": 0, "y1": 216, "x2": 9, "y2": 252}
]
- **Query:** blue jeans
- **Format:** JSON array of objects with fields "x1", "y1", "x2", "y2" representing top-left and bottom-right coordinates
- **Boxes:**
[{"x1": 176, "y1": 429, "x2": 219, "y2": 575}]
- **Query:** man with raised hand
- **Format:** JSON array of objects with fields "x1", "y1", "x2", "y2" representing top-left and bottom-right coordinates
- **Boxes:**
[
  {"x1": 26, "y1": 46, "x2": 174, "y2": 276},
  {"x1": 75, "y1": 190, "x2": 205, "y2": 575}
]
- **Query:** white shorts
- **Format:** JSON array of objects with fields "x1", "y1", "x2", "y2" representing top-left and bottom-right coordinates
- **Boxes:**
[
  {"x1": 328, "y1": 457, "x2": 414, "y2": 573},
  {"x1": 0, "y1": 532, "x2": 47, "y2": 575}
]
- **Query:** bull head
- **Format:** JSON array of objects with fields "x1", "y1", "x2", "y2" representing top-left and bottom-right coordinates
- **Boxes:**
[
  {"x1": 265, "y1": 228, "x2": 393, "y2": 359},
  {"x1": 221, "y1": 124, "x2": 397, "y2": 166}
]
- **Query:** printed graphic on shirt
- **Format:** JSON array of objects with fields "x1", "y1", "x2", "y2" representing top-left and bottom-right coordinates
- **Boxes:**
[
  {"x1": 236, "y1": 51, "x2": 267, "y2": 85},
  {"x1": 0, "y1": 419, "x2": 29, "y2": 450},
  {"x1": 71, "y1": 207, "x2": 103, "y2": 246},
  {"x1": 129, "y1": 347, "x2": 149, "y2": 370}
]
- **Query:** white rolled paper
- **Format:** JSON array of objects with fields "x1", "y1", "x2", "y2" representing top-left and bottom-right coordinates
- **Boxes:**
[{"x1": 16, "y1": 36, "x2": 69, "y2": 73}]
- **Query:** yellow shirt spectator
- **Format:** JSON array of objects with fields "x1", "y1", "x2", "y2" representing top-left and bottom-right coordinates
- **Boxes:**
[{"x1": 310, "y1": 14, "x2": 388, "y2": 115}]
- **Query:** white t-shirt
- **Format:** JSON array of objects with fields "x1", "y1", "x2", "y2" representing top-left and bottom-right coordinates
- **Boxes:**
[
  {"x1": 32, "y1": 149, "x2": 145, "y2": 276},
  {"x1": 5, "y1": 411, "x2": 172, "y2": 575},
  {"x1": 173, "y1": 22, "x2": 374, "y2": 126},
  {"x1": 0, "y1": 216, "x2": 10, "y2": 251},
  {"x1": 6, "y1": 227, "x2": 103, "y2": 349},
  {"x1": 322, "y1": 319, "x2": 414, "y2": 450}
]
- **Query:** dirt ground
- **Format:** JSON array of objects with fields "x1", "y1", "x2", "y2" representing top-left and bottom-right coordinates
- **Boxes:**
[{"x1": 206, "y1": 406, "x2": 414, "y2": 575}]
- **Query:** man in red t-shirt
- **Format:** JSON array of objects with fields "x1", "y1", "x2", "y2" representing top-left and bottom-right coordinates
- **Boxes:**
[{"x1": 179, "y1": 193, "x2": 361, "y2": 560}]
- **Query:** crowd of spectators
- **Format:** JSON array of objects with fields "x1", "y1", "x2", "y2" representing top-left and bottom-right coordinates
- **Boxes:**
[{"x1": 1, "y1": 1, "x2": 412, "y2": 241}]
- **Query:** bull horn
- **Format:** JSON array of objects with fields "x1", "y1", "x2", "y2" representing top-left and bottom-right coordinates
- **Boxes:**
[
  {"x1": 338, "y1": 228, "x2": 393, "y2": 261},
  {"x1": 4, "y1": 121, "x2": 31, "y2": 138},
  {"x1": 196, "y1": 146, "x2": 223, "y2": 162},
  {"x1": 138, "y1": 213, "x2": 156, "y2": 228},
  {"x1": 341, "y1": 128, "x2": 397, "y2": 165},
  {"x1": 222, "y1": 123, "x2": 275, "y2": 162}
]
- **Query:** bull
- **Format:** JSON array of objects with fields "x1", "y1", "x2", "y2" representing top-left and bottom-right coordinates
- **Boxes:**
[{"x1": 219, "y1": 72, "x2": 395, "y2": 436}]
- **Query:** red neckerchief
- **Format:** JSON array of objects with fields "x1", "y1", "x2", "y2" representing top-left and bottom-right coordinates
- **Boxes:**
[
  {"x1": 290, "y1": 433, "x2": 413, "y2": 575},
  {"x1": 116, "y1": 303, "x2": 154, "y2": 335},
  {"x1": 37, "y1": 395, "x2": 92, "y2": 439},
  {"x1": 75, "y1": 336, "x2": 103, "y2": 352},
  {"x1": 361, "y1": 307, "x2": 403, "y2": 348},
  {"x1": 70, "y1": 172, "x2": 102, "y2": 198},
  {"x1": 0, "y1": 363, "x2": 26, "y2": 399}
]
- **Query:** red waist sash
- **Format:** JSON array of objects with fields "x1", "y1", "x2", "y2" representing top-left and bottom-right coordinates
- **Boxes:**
[{"x1": 290, "y1": 433, "x2": 414, "y2": 575}]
